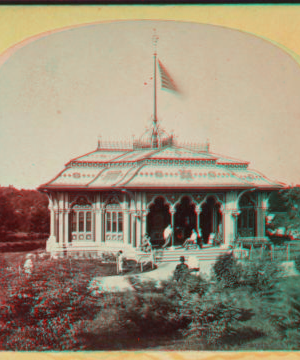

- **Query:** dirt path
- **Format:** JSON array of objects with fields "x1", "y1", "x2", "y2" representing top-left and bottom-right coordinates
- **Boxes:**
[{"x1": 89, "y1": 259, "x2": 217, "y2": 294}]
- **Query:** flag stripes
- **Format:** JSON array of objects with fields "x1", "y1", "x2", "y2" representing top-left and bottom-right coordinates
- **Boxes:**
[{"x1": 158, "y1": 60, "x2": 178, "y2": 93}]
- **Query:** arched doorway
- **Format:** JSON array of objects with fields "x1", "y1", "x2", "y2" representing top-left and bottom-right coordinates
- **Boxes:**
[
  {"x1": 200, "y1": 196, "x2": 222, "y2": 244},
  {"x1": 174, "y1": 196, "x2": 196, "y2": 246},
  {"x1": 147, "y1": 197, "x2": 171, "y2": 247},
  {"x1": 237, "y1": 194, "x2": 256, "y2": 237}
]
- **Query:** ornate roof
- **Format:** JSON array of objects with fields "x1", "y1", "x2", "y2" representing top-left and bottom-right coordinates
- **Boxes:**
[{"x1": 39, "y1": 143, "x2": 284, "y2": 190}]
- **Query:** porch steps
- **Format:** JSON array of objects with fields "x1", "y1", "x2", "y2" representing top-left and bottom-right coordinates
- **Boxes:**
[{"x1": 135, "y1": 246, "x2": 231, "y2": 264}]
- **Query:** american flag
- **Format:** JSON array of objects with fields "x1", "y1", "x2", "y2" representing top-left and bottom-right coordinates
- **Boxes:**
[{"x1": 158, "y1": 60, "x2": 179, "y2": 93}]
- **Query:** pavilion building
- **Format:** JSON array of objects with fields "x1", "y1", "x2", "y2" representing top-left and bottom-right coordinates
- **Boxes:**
[
  {"x1": 38, "y1": 134, "x2": 284, "y2": 256},
  {"x1": 38, "y1": 33, "x2": 284, "y2": 257}
]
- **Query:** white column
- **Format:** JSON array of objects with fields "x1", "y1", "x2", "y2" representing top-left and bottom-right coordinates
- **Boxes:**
[
  {"x1": 48, "y1": 194, "x2": 56, "y2": 242},
  {"x1": 95, "y1": 194, "x2": 102, "y2": 244},
  {"x1": 64, "y1": 210, "x2": 70, "y2": 246},
  {"x1": 101, "y1": 209, "x2": 106, "y2": 244},
  {"x1": 223, "y1": 191, "x2": 239, "y2": 246},
  {"x1": 63, "y1": 193, "x2": 70, "y2": 247},
  {"x1": 123, "y1": 210, "x2": 131, "y2": 246},
  {"x1": 170, "y1": 205, "x2": 175, "y2": 249},
  {"x1": 58, "y1": 210, "x2": 64, "y2": 248},
  {"x1": 223, "y1": 210, "x2": 235, "y2": 246},
  {"x1": 122, "y1": 192, "x2": 131, "y2": 247},
  {"x1": 141, "y1": 210, "x2": 148, "y2": 239},
  {"x1": 136, "y1": 211, "x2": 142, "y2": 248},
  {"x1": 131, "y1": 211, "x2": 137, "y2": 248},
  {"x1": 134, "y1": 192, "x2": 142, "y2": 248},
  {"x1": 57, "y1": 193, "x2": 65, "y2": 249},
  {"x1": 95, "y1": 208, "x2": 103, "y2": 244},
  {"x1": 55, "y1": 210, "x2": 59, "y2": 243},
  {"x1": 46, "y1": 193, "x2": 57, "y2": 252},
  {"x1": 256, "y1": 192, "x2": 269, "y2": 239}
]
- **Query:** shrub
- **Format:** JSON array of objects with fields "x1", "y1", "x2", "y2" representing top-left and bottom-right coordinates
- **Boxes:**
[
  {"x1": 294, "y1": 255, "x2": 300, "y2": 272},
  {"x1": 180, "y1": 273, "x2": 209, "y2": 296},
  {"x1": 4, "y1": 314, "x2": 82, "y2": 351},
  {"x1": 264, "y1": 288, "x2": 300, "y2": 340},
  {"x1": 242, "y1": 258, "x2": 282, "y2": 296},
  {"x1": 0, "y1": 258, "x2": 102, "y2": 350},
  {"x1": 100, "y1": 252, "x2": 117, "y2": 263},
  {"x1": 80, "y1": 288, "x2": 184, "y2": 350},
  {"x1": 180, "y1": 296, "x2": 242, "y2": 347},
  {"x1": 123, "y1": 291, "x2": 182, "y2": 334},
  {"x1": 213, "y1": 253, "x2": 242, "y2": 288},
  {"x1": 128, "y1": 276, "x2": 161, "y2": 293}
]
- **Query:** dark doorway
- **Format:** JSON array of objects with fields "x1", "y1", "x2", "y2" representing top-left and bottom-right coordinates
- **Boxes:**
[
  {"x1": 174, "y1": 196, "x2": 196, "y2": 245},
  {"x1": 147, "y1": 197, "x2": 170, "y2": 247},
  {"x1": 200, "y1": 197, "x2": 222, "y2": 244}
]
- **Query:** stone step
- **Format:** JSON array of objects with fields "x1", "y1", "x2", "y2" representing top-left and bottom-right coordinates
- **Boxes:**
[{"x1": 135, "y1": 247, "x2": 231, "y2": 264}]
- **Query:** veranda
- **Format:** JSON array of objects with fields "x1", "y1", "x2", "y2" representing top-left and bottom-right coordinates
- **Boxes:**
[{"x1": 46, "y1": 189, "x2": 270, "y2": 258}]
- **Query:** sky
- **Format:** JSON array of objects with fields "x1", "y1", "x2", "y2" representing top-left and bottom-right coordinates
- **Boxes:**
[{"x1": 0, "y1": 6, "x2": 300, "y2": 189}]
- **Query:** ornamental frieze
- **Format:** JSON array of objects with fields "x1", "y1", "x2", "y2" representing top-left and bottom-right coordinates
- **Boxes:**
[
  {"x1": 164, "y1": 193, "x2": 181, "y2": 205},
  {"x1": 145, "y1": 192, "x2": 225, "y2": 209},
  {"x1": 70, "y1": 195, "x2": 93, "y2": 208},
  {"x1": 69, "y1": 193, "x2": 95, "y2": 207},
  {"x1": 103, "y1": 193, "x2": 121, "y2": 207},
  {"x1": 146, "y1": 193, "x2": 181, "y2": 206}
]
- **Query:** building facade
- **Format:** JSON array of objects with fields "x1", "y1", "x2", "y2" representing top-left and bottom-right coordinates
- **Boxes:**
[{"x1": 39, "y1": 138, "x2": 284, "y2": 256}]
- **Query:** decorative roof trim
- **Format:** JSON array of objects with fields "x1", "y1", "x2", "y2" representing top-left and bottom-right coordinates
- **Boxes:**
[{"x1": 70, "y1": 158, "x2": 218, "y2": 169}]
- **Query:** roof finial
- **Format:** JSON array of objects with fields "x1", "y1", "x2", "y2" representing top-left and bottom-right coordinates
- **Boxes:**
[{"x1": 97, "y1": 135, "x2": 101, "y2": 150}]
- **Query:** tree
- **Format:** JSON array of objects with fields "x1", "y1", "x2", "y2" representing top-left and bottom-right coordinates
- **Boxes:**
[
  {"x1": 269, "y1": 187, "x2": 300, "y2": 236},
  {"x1": 0, "y1": 186, "x2": 50, "y2": 236},
  {"x1": 0, "y1": 192, "x2": 16, "y2": 236}
]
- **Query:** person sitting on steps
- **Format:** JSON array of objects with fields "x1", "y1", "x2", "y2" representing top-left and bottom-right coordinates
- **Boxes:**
[
  {"x1": 183, "y1": 229, "x2": 199, "y2": 250},
  {"x1": 141, "y1": 233, "x2": 152, "y2": 253}
]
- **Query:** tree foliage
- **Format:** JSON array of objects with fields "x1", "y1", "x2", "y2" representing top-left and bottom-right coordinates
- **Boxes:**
[
  {"x1": 0, "y1": 186, "x2": 49, "y2": 237},
  {"x1": 268, "y1": 187, "x2": 300, "y2": 235}
]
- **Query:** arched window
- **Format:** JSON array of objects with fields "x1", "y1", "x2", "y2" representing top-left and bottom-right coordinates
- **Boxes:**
[{"x1": 70, "y1": 196, "x2": 94, "y2": 241}]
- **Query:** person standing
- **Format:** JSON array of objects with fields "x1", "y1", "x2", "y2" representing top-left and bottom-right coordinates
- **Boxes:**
[
  {"x1": 173, "y1": 256, "x2": 189, "y2": 282},
  {"x1": 162, "y1": 224, "x2": 173, "y2": 248},
  {"x1": 117, "y1": 250, "x2": 125, "y2": 275}
]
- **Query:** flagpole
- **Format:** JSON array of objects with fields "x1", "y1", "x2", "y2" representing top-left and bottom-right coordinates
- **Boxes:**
[{"x1": 152, "y1": 31, "x2": 159, "y2": 148}]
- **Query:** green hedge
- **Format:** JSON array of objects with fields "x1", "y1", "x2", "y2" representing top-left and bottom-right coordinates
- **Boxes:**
[
  {"x1": 0, "y1": 232, "x2": 49, "y2": 243},
  {"x1": 0, "y1": 240, "x2": 46, "y2": 253}
]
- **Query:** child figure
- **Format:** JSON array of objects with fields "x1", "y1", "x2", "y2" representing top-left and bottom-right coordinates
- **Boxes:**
[{"x1": 23, "y1": 254, "x2": 34, "y2": 276}]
